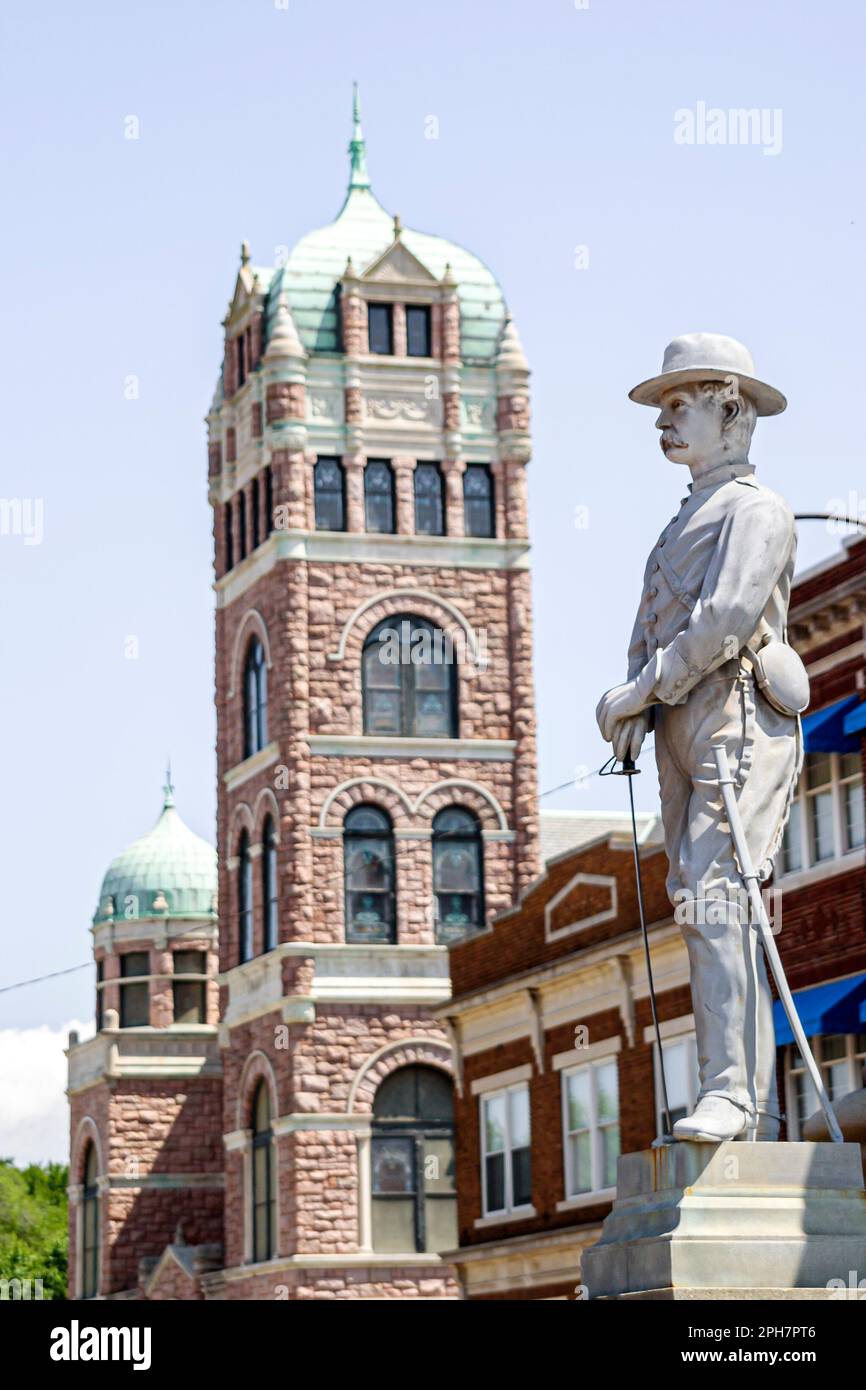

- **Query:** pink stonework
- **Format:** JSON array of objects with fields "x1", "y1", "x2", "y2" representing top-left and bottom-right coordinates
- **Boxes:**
[{"x1": 71, "y1": 150, "x2": 537, "y2": 1300}]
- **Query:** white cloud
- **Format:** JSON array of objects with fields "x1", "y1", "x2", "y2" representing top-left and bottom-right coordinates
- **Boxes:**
[{"x1": 0, "y1": 1020, "x2": 94, "y2": 1167}]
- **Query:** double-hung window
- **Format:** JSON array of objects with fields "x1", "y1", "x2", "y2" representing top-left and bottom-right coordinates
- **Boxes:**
[
  {"x1": 779, "y1": 751, "x2": 865, "y2": 875},
  {"x1": 562, "y1": 1058, "x2": 620, "y2": 1196},
  {"x1": 480, "y1": 1082, "x2": 531, "y2": 1217}
]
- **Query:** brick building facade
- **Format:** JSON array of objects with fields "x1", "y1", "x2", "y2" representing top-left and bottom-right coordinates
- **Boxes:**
[
  {"x1": 437, "y1": 532, "x2": 866, "y2": 1300},
  {"x1": 67, "y1": 91, "x2": 540, "y2": 1300}
]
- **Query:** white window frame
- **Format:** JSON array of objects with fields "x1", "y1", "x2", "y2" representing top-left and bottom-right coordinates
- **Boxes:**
[
  {"x1": 479, "y1": 1082, "x2": 532, "y2": 1219},
  {"x1": 561, "y1": 1057, "x2": 620, "y2": 1199},
  {"x1": 779, "y1": 751, "x2": 865, "y2": 877},
  {"x1": 784, "y1": 1032, "x2": 866, "y2": 1139},
  {"x1": 653, "y1": 1030, "x2": 700, "y2": 1134}
]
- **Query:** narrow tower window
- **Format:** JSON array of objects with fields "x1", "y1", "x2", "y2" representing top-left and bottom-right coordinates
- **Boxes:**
[
  {"x1": 262, "y1": 815, "x2": 278, "y2": 952},
  {"x1": 368, "y1": 303, "x2": 393, "y2": 355},
  {"x1": 414, "y1": 463, "x2": 444, "y2": 536},
  {"x1": 365, "y1": 460, "x2": 396, "y2": 534},
  {"x1": 243, "y1": 637, "x2": 268, "y2": 758},
  {"x1": 432, "y1": 806, "x2": 485, "y2": 943},
  {"x1": 119, "y1": 951, "x2": 149, "y2": 1028},
  {"x1": 344, "y1": 805, "x2": 396, "y2": 944},
  {"x1": 238, "y1": 830, "x2": 253, "y2": 963},
  {"x1": 82, "y1": 1142, "x2": 99, "y2": 1299},
  {"x1": 406, "y1": 305, "x2": 431, "y2": 357},
  {"x1": 463, "y1": 464, "x2": 495, "y2": 538},
  {"x1": 251, "y1": 1081, "x2": 276, "y2": 1262},
  {"x1": 314, "y1": 458, "x2": 346, "y2": 531}
]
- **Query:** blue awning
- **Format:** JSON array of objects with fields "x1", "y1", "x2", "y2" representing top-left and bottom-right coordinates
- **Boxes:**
[
  {"x1": 843, "y1": 700, "x2": 866, "y2": 739},
  {"x1": 802, "y1": 694, "x2": 861, "y2": 754},
  {"x1": 773, "y1": 973, "x2": 866, "y2": 1046}
]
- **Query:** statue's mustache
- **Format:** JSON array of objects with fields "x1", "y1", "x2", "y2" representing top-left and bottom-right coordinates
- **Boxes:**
[{"x1": 661, "y1": 434, "x2": 687, "y2": 451}]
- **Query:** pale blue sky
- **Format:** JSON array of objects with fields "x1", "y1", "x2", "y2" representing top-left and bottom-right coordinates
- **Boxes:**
[{"x1": 2, "y1": 0, "x2": 864, "y2": 1050}]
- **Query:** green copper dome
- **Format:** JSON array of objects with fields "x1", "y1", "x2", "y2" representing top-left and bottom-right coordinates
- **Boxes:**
[
  {"x1": 94, "y1": 780, "x2": 217, "y2": 924},
  {"x1": 265, "y1": 87, "x2": 507, "y2": 363}
]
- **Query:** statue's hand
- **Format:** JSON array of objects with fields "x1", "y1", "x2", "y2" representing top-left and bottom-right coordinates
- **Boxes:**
[
  {"x1": 596, "y1": 679, "x2": 649, "y2": 741},
  {"x1": 611, "y1": 711, "x2": 649, "y2": 763}
]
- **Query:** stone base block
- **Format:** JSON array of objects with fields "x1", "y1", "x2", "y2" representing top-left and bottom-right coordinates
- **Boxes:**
[{"x1": 582, "y1": 1141, "x2": 866, "y2": 1301}]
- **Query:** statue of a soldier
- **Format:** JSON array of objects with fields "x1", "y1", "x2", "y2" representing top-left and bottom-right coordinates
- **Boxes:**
[{"x1": 597, "y1": 334, "x2": 809, "y2": 1143}]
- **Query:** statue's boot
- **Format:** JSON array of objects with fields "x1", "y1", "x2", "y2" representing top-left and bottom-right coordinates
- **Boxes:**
[{"x1": 673, "y1": 1095, "x2": 749, "y2": 1142}]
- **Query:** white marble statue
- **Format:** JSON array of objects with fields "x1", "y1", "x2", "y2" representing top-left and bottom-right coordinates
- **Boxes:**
[{"x1": 596, "y1": 334, "x2": 809, "y2": 1143}]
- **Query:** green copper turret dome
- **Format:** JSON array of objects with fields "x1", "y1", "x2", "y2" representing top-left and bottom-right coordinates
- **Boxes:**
[
  {"x1": 94, "y1": 780, "x2": 217, "y2": 924},
  {"x1": 263, "y1": 86, "x2": 507, "y2": 363}
]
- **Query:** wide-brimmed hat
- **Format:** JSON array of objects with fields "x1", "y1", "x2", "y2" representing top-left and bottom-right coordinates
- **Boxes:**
[{"x1": 629, "y1": 333, "x2": 787, "y2": 416}]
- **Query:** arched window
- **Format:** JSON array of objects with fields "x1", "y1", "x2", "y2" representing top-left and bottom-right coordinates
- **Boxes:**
[
  {"x1": 82, "y1": 1142, "x2": 99, "y2": 1298},
  {"x1": 364, "y1": 459, "x2": 395, "y2": 534},
  {"x1": 243, "y1": 637, "x2": 268, "y2": 758},
  {"x1": 372, "y1": 1066, "x2": 456, "y2": 1254},
  {"x1": 414, "y1": 462, "x2": 444, "y2": 536},
  {"x1": 344, "y1": 805, "x2": 396, "y2": 944},
  {"x1": 463, "y1": 464, "x2": 495, "y2": 538},
  {"x1": 314, "y1": 457, "x2": 345, "y2": 531},
  {"x1": 362, "y1": 615, "x2": 457, "y2": 738},
  {"x1": 432, "y1": 806, "x2": 485, "y2": 943},
  {"x1": 238, "y1": 830, "x2": 253, "y2": 963},
  {"x1": 262, "y1": 816, "x2": 278, "y2": 953},
  {"x1": 251, "y1": 1081, "x2": 276, "y2": 1263}
]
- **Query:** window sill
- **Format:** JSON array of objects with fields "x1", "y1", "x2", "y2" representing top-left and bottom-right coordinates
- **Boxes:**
[
  {"x1": 556, "y1": 1189, "x2": 615, "y2": 1212},
  {"x1": 474, "y1": 1206, "x2": 536, "y2": 1230},
  {"x1": 308, "y1": 734, "x2": 516, "y2": 763},
  {"x1": 775, "y1": 847, "x2": 865, "y2": 894},
  {"x1": 223, "y1": 741, "x2": 280, "y2": 791}
]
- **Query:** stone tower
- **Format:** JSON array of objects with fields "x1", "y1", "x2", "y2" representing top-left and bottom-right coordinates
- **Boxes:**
[
  {"x1": 206, "y1": 87, "x2": 539, "y2": 1299},
  {"x1": 67, "y1": 779, "x2": 223, "y2": 1299}
]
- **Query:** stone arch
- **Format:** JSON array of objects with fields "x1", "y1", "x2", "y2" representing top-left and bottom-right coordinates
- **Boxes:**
[
  {"x1": 320, "y1": 776, "x2": 413, "y2": 830},
  {"x1": 72, "y1": 1115, "x2": 104, "y2": 1185},
  {"x1": 414, "y1": 779, "x2": 508, "y2": 831},
  {"x1": 228, "y1": 609, "x2": 272, "y2": 698},
  {"x1": 347, "y1": 1037, "x2": 453, "y2": 1115},
  {"x1": 328, "y1": 588, "x2": 484, "y2": 667},
  {"x1": 229, "y1": 801, "x2": 256, "y2": 846},
  {"x1": 236, "y1": 1050, "x2": 279, "y2": 1131},
  {"x1": 253, "y1": 787, "x2": 281, "y2": 841}
]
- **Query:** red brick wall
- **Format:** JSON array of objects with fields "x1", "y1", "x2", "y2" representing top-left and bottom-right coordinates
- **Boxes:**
[{"x1": 451, "y1": 843, "x2": 670, "y2": 999}]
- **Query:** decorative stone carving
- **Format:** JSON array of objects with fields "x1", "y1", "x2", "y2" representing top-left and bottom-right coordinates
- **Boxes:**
[{"x1": 366, "y1": 396, "x2": 438, "y2": 424}]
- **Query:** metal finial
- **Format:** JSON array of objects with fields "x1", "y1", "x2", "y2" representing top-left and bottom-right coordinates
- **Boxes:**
[
  {"x1": 163, "y1": 759, "x2": 175, "y2": 809},
  {"x1": 348, "y1": 81, "x2": 370, "y2": 191},
  {"x1": 393, "y1": 213, "x2": 402, "y2": 240},
  {"x1": 240, "y1": 240, "x2": 251, "y2": 266}
]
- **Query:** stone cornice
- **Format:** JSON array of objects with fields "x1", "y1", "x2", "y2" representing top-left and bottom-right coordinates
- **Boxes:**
[
  {"x1": 219, "y1": 941, "x2": 452, "y2": 1030},
  {"x1": 308, "y1": 734, "x2": 516, "y2": 762},
  {"x1": 214, "y1": 531, "x2": 530, "y2": 606}
]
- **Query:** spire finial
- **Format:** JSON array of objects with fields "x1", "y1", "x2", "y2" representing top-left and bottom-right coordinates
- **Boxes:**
[
  {"x1": 348, "y1": 81, "x2": 370, "y2": 191},
  {"x1": 393, "y1": 213, "x2": 402, "y2": 241},
  {"x1": 240, "y1": 239, "x2": 251, "y2": 267},
  {"x1": 163, "y1": 760, "x2": 175, "y2": 809}
]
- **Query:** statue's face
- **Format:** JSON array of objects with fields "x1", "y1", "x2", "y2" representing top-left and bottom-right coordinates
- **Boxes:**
[{"x1": 655, "y1": 383, "x2": 723, "y2": 468}]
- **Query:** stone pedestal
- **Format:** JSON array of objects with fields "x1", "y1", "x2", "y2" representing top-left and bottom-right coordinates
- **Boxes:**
[{"x1": 582, "y1": 1141, "x2": 866, "y2": 1300}]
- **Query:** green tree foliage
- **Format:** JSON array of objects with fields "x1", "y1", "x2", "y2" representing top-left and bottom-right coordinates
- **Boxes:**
[{"x1": 0, "y1": 1159, "x2": 68, "y2": 1300}]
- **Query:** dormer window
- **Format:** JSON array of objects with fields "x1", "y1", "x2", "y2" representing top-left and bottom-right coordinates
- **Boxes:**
[
  {"x1": 368, "y1": 304, "x2": 393, "y2": 355},
  {"x1": 406, "y1": 306, "x2": 431, "y2": 358}
]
